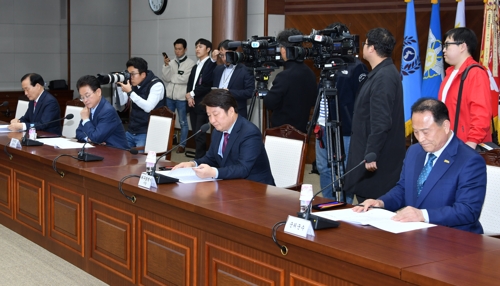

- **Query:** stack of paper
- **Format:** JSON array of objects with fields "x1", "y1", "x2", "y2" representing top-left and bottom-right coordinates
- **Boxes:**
[{"x1": 313, "y1": 208, "x2": 436, "y2": 234}]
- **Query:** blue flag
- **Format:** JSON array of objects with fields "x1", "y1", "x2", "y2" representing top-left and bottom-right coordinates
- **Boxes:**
[
  {"x1": 400, "y1": 0, "x2": 422, "y2": 136},
  {"x1": 422, "y1": 0, "x2": 444, "y2": 98}
]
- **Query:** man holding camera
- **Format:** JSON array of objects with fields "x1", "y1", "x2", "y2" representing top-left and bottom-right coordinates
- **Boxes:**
[
  {"x1": 263, "y1": 28, "x2": 317, "y2": 134},
  {"x1": 162, "y1": 38, "x2": 196, "y2": 154},
  {"x1": 211, "y1": 39, "x2": 255, "y2": 119},
  {"x1": 116, "y1": 57, "x2": 165, "y2": 148}
]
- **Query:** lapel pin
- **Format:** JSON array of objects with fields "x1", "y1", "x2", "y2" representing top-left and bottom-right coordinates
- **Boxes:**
[{"x1": 444, "y1": 159, "x2": 450, "y2": 164}]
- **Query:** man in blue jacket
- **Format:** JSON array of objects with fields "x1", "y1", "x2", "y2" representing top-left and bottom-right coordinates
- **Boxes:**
[
  {"x1": 353, "y1": 98, "x2": 486, "y2": 234},
  {"x1": 9, "y1": 73, "x2": 61, "y2": 135},
  {"x1": 173, "y1": 89, "x2": 274, "y2": 185},
  {"x1": 75, "y1": 75, "x2": 128, "y2": 150}
]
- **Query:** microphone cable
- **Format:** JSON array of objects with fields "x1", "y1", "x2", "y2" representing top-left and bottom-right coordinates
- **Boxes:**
[
  {"x1": 271, "y1": 221, "x2": 288, "y2": 256},
  {"x1": 118, "y1": 174, "x2": 139, "y2": 203},
  {"x1": 52, "y1": 154, "x2": 80, "y2": 178}
]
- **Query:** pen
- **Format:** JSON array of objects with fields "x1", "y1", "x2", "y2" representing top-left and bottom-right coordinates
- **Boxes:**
[{"x1": 354, "y1": 204, "x2": 383, "y2": 209}]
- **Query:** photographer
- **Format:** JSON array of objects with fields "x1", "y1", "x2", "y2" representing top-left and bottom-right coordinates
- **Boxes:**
[
  {"x1": 115, "y1": 57, "x2": 165, "y2": 148},
  {"x1": 263, "y1": 28, "x2": 317, "y2": 133}
]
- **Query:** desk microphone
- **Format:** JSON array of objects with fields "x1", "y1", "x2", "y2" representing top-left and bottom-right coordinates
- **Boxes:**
[
  {"x1": 301, "y1": 152, "x2": 377, "y2": 230},
  {"x1": 151, "y1": 123, "x2": 210, "y2": 184},
  {"x1": 21, "y1": 114, "x2": 74, "y2": 146},
  {"x1": 78, "y1": 130, "x2": 104, "y2": 161},
  {"x1": 1, "y1": 101, "x2": 10, "y2": 118}
]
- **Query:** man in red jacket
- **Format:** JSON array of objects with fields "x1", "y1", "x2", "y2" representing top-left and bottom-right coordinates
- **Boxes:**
[{"x1": 438, "y1": 27, "x2": 492, "y2": 149}]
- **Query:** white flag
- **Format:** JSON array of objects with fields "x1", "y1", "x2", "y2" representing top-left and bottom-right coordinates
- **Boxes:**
[{"x1": 455, "y1": 0, "x2": 466, "y2": 28}]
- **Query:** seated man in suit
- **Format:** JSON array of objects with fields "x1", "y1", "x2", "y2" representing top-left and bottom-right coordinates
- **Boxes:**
[
  {"x1": 173, "y1": 89, "x2": 275, "y2": 185},
  {"x1": 211, "y1": 39, "x2": 254, "y2": 118},
  {"x1": 75, "y1": 75, "x2": 129, "y2": 150},
  {"x1": 8, "y1": 73, "x2": 62, "y2": 135},
  {"x1": 353, "y1": 98, "x2": 486, "y2": 234}
]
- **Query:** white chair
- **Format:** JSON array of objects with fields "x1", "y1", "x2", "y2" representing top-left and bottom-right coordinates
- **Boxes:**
[
  {"x1": 264, "y1": 124, "x2": 308, "y2": 191},
  {"x1": 479, "y1": 165, "x2": 500, "y2": 237},
  {"x1": 15, "y1": 100, "x2": 29, "y2": 119},
  {"x1": 62, "y1": 103, "x2": 84, "y2": 138},
  {"x1": 137, "y1": 106, "x2": 176, "y2": 160}
]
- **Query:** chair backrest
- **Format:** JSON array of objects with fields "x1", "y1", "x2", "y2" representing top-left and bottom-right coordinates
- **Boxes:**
[
  {"x1": 144, "y1": 106, "x2": 176, "y2": 159},
  {"x1": 264, "y1": 124, "x2": 307, "y2": 190},
  {"x1": 15, "y1": 100, "x2": 29, "y2": 119},
  {"x1": 62, "y1": 99, "x2": 85, "y2": 138},
  {"x1": 479, "y1": 165, "x2": 500, "y2": 236}
]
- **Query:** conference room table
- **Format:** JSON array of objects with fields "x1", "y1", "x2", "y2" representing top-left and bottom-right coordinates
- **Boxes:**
[{"x1": 0, "y1": 129, "x2": 500, "y2": 285}]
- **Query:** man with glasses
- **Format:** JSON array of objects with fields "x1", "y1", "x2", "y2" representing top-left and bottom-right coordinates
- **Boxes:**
[
  {"x1": 263, "y1": 28, "x2": 317, "y2": 134},
  {"x1": 344, "y1": 27, "x2": 405, "y2": 203},
  {"x1": 438, "y1": 27, "x2": 491, "y2": 149},
  {"x1": 116, "y1": 57, "x2": 165, "y2": 149},
  {"x1": 8, "y1": 73, "x2": 62, "y2": 135},
  {"x1": 211, "y1": 39, "x2": 254, "y2": 119},
  {"x1": 76, "y1": 75, "x2": 128, "y2": 150}
]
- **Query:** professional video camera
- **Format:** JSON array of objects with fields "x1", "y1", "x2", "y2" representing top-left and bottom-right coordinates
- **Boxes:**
[
  {"x1": 286, "y1": 27, "x2": 359, "y2": 68},
  {"x1": 96, "y1": 70, "x2": 131, "y2": 85},
  {"x1": 225, "y1": 36, "x2": 284, "y2": 69}
]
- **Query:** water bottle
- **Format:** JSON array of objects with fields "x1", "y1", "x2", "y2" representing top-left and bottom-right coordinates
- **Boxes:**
[
  {"x1": 299, "y1": 184, "x2": 314, "y2": 213},
  {"x1": 28, "y1": 124, "x2": 36, "y2": 140},
  {"x1": 145, "y1": 151, "x2": 156, "y2": 175}
]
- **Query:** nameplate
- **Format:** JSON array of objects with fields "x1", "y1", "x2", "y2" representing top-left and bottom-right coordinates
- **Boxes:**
[
  {"x1": 9, "y1": 138, "x2": 21, "y2": 149},
  {"x1": 284, "y1": 215, "x2": 315, "y2": 238},
  {"x1": 138, "y1": 172, "x2": 157, "y2": 189}
]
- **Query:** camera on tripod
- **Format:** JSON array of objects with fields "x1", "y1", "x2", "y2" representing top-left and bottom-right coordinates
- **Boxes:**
[
  {"x1": 225, "y1": 36, "x2": 284, "y2": 69},
  {"x1": 286, "y1": 27, "x2": 360, "y2": 68},
  {"x1": 96, "y1": 70, "x2": 131, "y2": 85}
]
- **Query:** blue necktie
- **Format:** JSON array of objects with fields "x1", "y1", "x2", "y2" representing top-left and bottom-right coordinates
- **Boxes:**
[{"x1": 417, "y1": 153, "x2": 436, "y2": 196}]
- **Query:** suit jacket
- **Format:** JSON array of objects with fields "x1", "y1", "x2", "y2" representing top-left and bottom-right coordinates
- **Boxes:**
[
  {"x1": 19, "y1": 90, "x2": 62, "y2": 135},
  {"x1": 187, "y1": 58, "x2": 217, "y2": 114},
  {"x1": 76, "y1": 97, "x2": 128, "y2": 150},
  {"x1": 379, "y1": 135, "x2": 486, "y2": 234},
  {"x1": 213, "y1": 64, "x2": 254, "y2": 118},
  {"x1": 195, "y1": 116, "x2": 275, "y2": 185}
]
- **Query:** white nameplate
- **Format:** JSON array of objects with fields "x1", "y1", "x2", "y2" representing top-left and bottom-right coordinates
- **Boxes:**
[
  {"x1": 9, "y1": 138, "x2": 21, "y2": 149},
  {"x1": 284, "y1": 215, "x2": 315, "y2": 238},
  {"x1": 138, "y1": 172, "x2": 157, "y2": 189}
]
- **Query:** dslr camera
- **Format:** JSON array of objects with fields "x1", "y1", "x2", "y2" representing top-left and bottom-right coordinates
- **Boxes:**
[
  {"x1": 97, "y1": 70, "x2": 131, "y2": 85},
  {"x1": 225, "y1": 36, "x2": 284, "y2": 68}
]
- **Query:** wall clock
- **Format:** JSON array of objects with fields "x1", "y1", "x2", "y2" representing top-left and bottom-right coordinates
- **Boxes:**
[{"x1": 149, "y1": 0, "x2": 167, "y2": 15}]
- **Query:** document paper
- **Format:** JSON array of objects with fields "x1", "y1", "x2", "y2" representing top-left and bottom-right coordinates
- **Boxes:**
[
  {"x1": 156, "y1": 168, "x2": 216, "y2": 184},
  {"x1": 313, "y1": 208, "x2": 436, "y2": 234}
]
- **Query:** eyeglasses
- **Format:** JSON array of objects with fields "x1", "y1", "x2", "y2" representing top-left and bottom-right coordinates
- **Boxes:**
[
  {"x1": 443, "y1": 41, "x2": 463, "y2": 49},
  {"x1": 129, "y1": 72, "x2": 141, "y2": 77},
  {"x1": 79, "y1": 92, "x2": 94, "y2": 102}
]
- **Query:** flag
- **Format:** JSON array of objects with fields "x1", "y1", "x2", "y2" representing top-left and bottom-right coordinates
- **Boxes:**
[
  {"x1": 401, "y1": 0, "x2": 422, "y2": 136},
  {"x1": 422, "y1": 0, "x2": 444, "y2": 99},
  {"x1": 479, "y1": 0, "x2": 500, "y2": 144},
  {"x1": 455, "y1": 0, "x2": 466, "y2": 28}
]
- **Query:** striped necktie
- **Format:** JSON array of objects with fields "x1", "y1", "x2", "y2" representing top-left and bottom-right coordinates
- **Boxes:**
[{"x1": 417, "y1": 153, "x2": 436, "y2": 196}]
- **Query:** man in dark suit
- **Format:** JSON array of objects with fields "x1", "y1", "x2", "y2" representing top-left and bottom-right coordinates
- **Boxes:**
[
  {"x1": 186, "y1": 38, "x2": 217, "y2": 158},
  {"x1": 75, "y1": 75, "x2": 128, "y2": 150},
  {"x1": 173, "y1": 89, "x2": 275, "y2": 185},
  {"x1": 211, "y1": 39, "x2": 254, "y2": 118},
  {"x1": 354, "y1": 98, "x2": 486, "y2": 234},
  {"x1": 8, "y1": 73, "x2": 61, "y2": 135}
]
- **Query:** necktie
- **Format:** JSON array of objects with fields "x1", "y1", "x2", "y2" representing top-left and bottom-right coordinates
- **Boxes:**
[
  {"x1": 222, "y1": 132, "x2": 229, "y2": 153},
  {"x1": 417, "y1": 153, "x2": 437, "y2": 196},
  {"x1": 33, "y1": 101, "x2": 37, "y2": 113}
]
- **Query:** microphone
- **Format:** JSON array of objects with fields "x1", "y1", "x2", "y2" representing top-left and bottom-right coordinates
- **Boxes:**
[
  {"x1": 78, "y1": 130, "x2": 104, "y2": 162},
  {"x1": 288, "y1": 35, "x2": 308, "y2": 43},
  {"x1": 151, "y1": 123, "x2": 210, "y2": 184},
  {"x1": 227, "y1": 41, "x2": 242, "y2": 48},
  {"x1": 0, "y1": 101, "x2": 8, "y2": 107},
  {"x1": 21, "y1": 114, "x2": 74, "y2": 146},
  {"x1": 1, "y1": 101, "x2": 10, "y2": 117},
  {"x1": 300, "y1": 152, "x2": 377, "y2": 230}
]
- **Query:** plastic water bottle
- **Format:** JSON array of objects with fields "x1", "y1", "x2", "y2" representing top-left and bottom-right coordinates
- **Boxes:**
[
  {"x1": 299, "y1": 184, "x2": 314, "y2": 213},
  {"x1": 28, "y1": 124, "x2": 36, "y2": 140},
  {"x1": 145, "y1": 151, "x2": 156, "y2": 175}
]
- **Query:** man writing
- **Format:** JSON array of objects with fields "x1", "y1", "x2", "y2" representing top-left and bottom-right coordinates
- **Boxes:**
[
  {"x1": 9, "y1": 73, "x2": 61, "y2": 135},
  {"x1": 173, "y1": 89, "x2": 274, "y2": 185},
  {"x1": 353, "y1": 98, "x2": 486, "y2": 234}
]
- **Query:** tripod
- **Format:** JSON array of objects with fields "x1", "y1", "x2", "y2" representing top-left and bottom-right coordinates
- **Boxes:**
[
  {"x1": 247, "y1": 67, "x2": 276, "y2": 130},
  {"x1": 309, "y1": 66, "x2": 347, "y2": 202}
]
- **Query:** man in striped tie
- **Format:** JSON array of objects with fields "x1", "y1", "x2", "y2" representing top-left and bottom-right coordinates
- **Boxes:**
[{"x1": 353, "y1": 98, "x2": 486, "y2": 234}]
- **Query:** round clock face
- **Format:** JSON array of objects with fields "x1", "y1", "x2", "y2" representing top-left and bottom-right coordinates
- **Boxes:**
[{"x1": 149, "y1": 0, "x2": 167, "y2": 15}]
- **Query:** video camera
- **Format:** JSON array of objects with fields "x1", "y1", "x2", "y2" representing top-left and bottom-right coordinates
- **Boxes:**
[
  {"x1": 286, "y1": 27, "x2": 359, "y2": 68},
  {"x1": 225, "y1": 36, "x2": 284, "y2": 69},
  {"x1": 97, "y1": 70, "x2": 131, "y2": 85}
]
